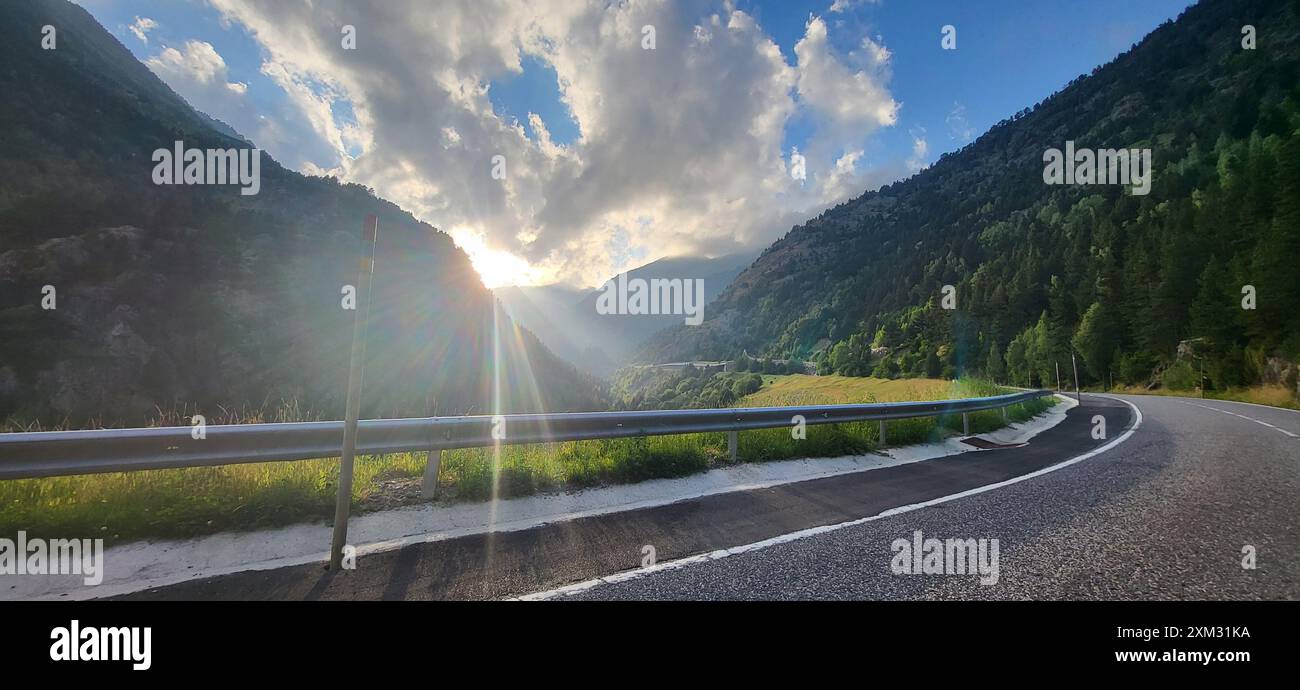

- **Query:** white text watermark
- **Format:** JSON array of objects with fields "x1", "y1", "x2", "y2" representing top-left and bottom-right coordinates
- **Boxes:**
[
  {"x1": 152, "y1": 141, "x2": 261, "y2": 195},
  {"x1": 596, "y1": 273, "x2": 705, "y2": 325},
  {"x1": 890, "y1": 529, "x2": 999, "y2": 585},
  {"x1": 1043, "y1": 141, "x2": 1151, "y2": 195},
  {"x1": 0, "y1": 531, "x2": 103, "y2": 586}
]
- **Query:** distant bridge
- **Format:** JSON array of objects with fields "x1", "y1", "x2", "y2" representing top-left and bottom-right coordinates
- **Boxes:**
[{"x1": 635, "y1": 359, "x2": 818, "y2": 375}]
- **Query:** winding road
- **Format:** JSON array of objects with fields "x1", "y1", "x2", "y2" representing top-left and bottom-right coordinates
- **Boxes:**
[{"x1": 118, "y1": 394, "x2": 1300, "y2": 601}]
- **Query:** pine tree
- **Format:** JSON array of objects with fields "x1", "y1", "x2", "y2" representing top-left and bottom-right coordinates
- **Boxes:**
[
  {"x1": 925, "y1": 348, "x2": 942, "y2": 378},
  {"x1": 1072, "y1": 302, "x2": 1118, "y2": 383},
  {"x1": 986, "y1": 342, "x2": 1006, "y2": 383},
  {"x1": 1188, "y1": 258, "x2": 1239, "y2": 353},
  {"x1": 1006, "y1": 335, "x2": 1029, "y2": 387},
  {"x1": 1250, "y1": 135, "x2": 1300, "y2": 338}
]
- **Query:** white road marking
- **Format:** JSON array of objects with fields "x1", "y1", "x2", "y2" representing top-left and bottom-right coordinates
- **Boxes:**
[
  {"x1": 1179, "y1": 401, "x2": 1300, "y2": 438},
  {"x1": 1172, "y1": 396, "x2": 1300, "y2": 416},
  {"x1": 16, "y1": 396, "x2": 1074, "y2": 601},
  {"x1": 515, "y1": 395, "x2": 1142, "y2": 601}
]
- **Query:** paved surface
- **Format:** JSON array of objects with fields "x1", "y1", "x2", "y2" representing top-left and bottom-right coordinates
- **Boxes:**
[
  {"x1": 566, "y1": 395, "x2": 1300, "y2": 600},
  {"x1": 118, "y1": 397, "x2": 1132, "y2": 600}
]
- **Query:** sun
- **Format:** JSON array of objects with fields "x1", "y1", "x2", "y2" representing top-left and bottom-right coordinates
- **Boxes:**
[{"x1": 449, "y1": 226, "x2": 541, "y2": 288}]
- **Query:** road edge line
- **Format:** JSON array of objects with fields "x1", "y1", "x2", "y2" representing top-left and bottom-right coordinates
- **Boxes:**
[
  {"x1": 1165, "y1": 395, "x2": 1300, "y2": 416},
  {"x1": 1177, "y1": 400, "x2": 1299, "y2": 438},
  {"x1": 514, "y1": 394, "x2": 1143, "y2": 601}
]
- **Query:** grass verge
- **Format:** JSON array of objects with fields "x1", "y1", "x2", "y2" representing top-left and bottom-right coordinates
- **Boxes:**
[{"x1": 0, "y1": 376, "x2": 1055, "y2": 544}]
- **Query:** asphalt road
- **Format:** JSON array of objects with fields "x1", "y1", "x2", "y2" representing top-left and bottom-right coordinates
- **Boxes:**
[
  {"x1": 566, "y1": 395, "x2": 1300, "y2": 600},
  {"x1": 115, "y1": 394, "x2": 1300, "y2": 600},
  {"x1": 119, "y1": 395, "x2": 1150, "y2": 601}
]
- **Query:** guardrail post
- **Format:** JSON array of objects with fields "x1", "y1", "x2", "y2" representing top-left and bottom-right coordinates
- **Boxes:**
[
  {"x1": 329, "y1": 215, "x2": 378, "y2": 571},
  {"x1": 878, "y1": 420, "x2": 886, "y2": 447},
  {"x1": 962, "y1": 412, "x2": 970, "y2": 436},
  {"x1": 727, "y1": 431, "x2": 738, "y2": 461},
  {"x1": 1001, "y1": 406, "x2": 1008, "y2": 422},
  {"x1": 421, "y1": 396, "x2": 442, "y2": 500},
  {"x1": 1071, "y1": 352, "x2": 1082, "y2": 403},
  {"x1": 422, "y1": 449, "x2": 442, "y2": 499}
]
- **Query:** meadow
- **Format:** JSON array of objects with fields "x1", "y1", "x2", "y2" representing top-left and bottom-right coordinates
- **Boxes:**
[{"x1": 0, "y1": 376, "x2": 1054, "y2": 544}]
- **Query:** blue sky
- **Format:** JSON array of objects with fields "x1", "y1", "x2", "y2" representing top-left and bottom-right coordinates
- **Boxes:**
[
  {"x1": 744, "y1": 0, "x2": 1194, "y2": 175},
  {"x1": 77, "y1": 0, "x2": 1195, "y2": 287}
]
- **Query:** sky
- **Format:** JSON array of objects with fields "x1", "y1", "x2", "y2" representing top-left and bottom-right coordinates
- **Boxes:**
[{"x1": 76, "y1": 0, "x2": 1195, "y2": 288}]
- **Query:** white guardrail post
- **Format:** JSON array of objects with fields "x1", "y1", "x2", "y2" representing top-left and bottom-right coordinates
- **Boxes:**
[
  {"x1": 329, "y1": 215, "x2": 378, "y2": 571},
  {"x1": 422, "y1": 449, "x2": 442, "y2": 499}
]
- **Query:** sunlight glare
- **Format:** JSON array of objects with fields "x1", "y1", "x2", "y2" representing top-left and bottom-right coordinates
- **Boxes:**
[{"x1": 449, "y1": 226, "x2": 542, "y2": 288}]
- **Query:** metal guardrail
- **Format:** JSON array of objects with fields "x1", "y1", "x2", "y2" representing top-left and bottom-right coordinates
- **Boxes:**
[{"x1": 0, "y1": 390, "x2": 1052, "y2": 480}]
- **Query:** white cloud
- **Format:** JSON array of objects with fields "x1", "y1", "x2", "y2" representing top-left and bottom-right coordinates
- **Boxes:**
[
  {"x1": 946, "y1": 102, "x2": 974, "y2": 142},
  {"x1": 858, "y1": 34, "x2": 891, "y2": 67},
  {"x1": 128, "y1": 16, "x2": 158, "y2": 44},
  {"x1": 828, "y1": 0, "x2": 880, "y2": 15},
  {"x1": 144, "y1": 39, "x2": 343, "y2": 170},
  {"x1": 794, "y1": 17, "x2": 898, "y2": 137},
  {"x1": 259, "y1": 59, "x2": 350, "y2": 163},
  {"x1": 196, "y1": 1, "x2": 907, "y2": 287},
  {"x1": 906, "y1": 126, "x2": 929, "y2": 173},
  {"x1": 820, "y1": 149, "x2": 864, "y2": 202},
  {"x1": 147, "y1": 40, "x2": 228, "y2": 84}
]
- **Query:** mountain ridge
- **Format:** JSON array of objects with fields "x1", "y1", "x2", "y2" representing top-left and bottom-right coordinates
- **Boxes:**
[{"x1": 0, "y1": 0, "x2": 607, "y2": 424}]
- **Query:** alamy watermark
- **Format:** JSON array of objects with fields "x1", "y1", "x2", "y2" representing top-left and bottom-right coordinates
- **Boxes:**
[
  {"x1": 890, "y1": 529, "x2": 999, "y2": 585},
  {"x1": 152, "y1": 141, "x2": 261, "y2": 195},
  {"x1": 50, "y1": 620, "x2": 151, "y2": 670},
  {"x1": 0, "y1": 531, "x2": 104, "y2": 586},
  {"x1": 1043, "y1": 141, "x2": 1151, "y2": 196},
  {"x1": 595, "y1": 273, "x2": 705, "y2": 325}
]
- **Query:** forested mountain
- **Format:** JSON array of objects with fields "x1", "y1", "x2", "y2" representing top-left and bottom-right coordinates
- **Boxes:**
[
  {"x1": 0, "y1": 0, "x2": 606, "y2": 425},
  {"x1": 647, "y1": 0, "x2": 1300, "y2": 392}
]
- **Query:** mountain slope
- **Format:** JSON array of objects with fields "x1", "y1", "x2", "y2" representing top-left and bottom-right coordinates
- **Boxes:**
[
  {"x1": 492, "y1": 283, "x2": 601, "y2": 371},
  {"x1": 648, "y1": 0, "x2": 1300, "y2": 391},
  {"x1": 0, "y1": 0, "x2": 606, "y2": 424},
  {"x1": 496, "y1": 251, "x2": 756, "y2": 373}
]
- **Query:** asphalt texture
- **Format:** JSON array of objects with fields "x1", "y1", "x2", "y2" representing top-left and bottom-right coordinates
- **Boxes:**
[
  {"x1": 113, "y1": 395, "x2": 1179, "y2": 601},
  {"x1": 566, "y1": 395, "x2": 1300, "y2": 600}
]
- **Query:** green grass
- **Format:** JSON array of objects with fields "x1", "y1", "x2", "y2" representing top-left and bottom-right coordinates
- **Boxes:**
[
  {"x1": 0, "y1": 376, "x2": 1054, "y2": 544},
  {"x1": 742, "y1": 374, "x2": 955, "y2": 406}
]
